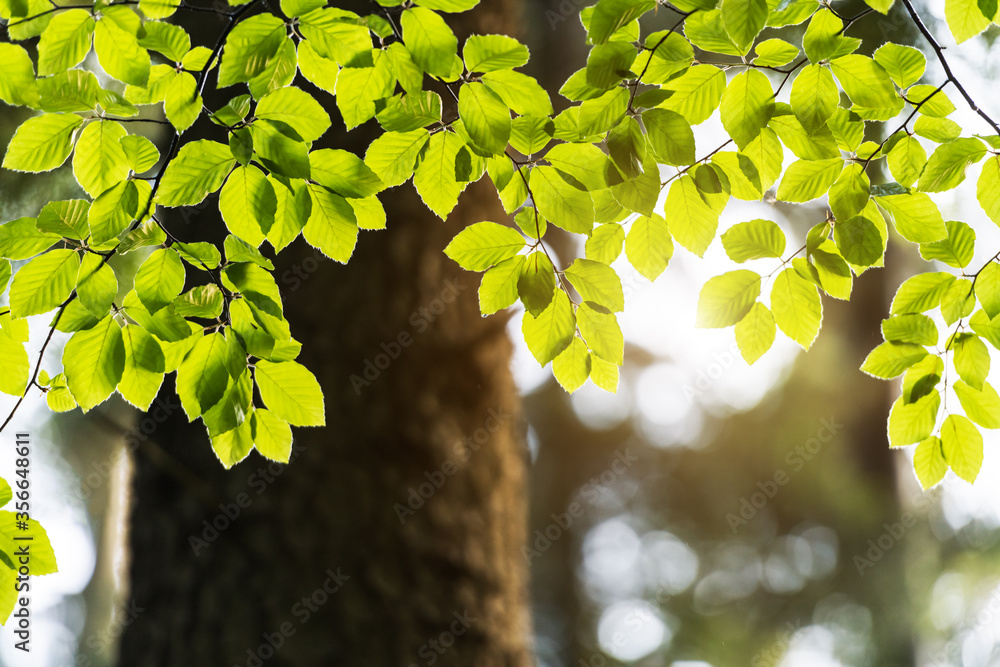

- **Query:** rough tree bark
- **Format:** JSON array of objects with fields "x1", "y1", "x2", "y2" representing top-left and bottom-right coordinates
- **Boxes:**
[{"x1": 118, "y1": 2, "x2": 533, "y2": 664}]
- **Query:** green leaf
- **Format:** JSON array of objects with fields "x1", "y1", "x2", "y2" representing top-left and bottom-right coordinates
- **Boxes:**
[
  {"x1": 908, "y1": 84, "x2": 955, "y2": 118},
  {"x1": 917, "y1": 138, "x2": 986, "y2": 192},
  {"x1": 586, "y1": 42, "x2": 637, "y2": 90},
  {"x1": 413, "y1": 131, "x2": 468, "y2": 219},
  {"x1": 217, "y1": 13, "x2": 285, "y2": 88},
  {"x1": 37, "y1": 9, "x2": 95, "y2": 75},
  {"x1": 164, "y1": 72, "x2": 201, "y2": 133},
  {"x1": 302, "y1": 184, "x2": 359, "y2": 263},
  {"x1": 919, "y1": 220, "x2": 975, "y2": 269},
  {"x1": 531, "y1": 166, "x2": 595, "y2": 235},
  {"x1": 977, "y1": 262, "x2": 1000, "y2": 320},
  {"x1": 0, "y1": 218, "x2": 59, "y2": 260},
  {"x1": 117, "y1": 324, "x2": 165, "y2": 411},
  {"x1": 297, "y1": 39, "x2": 339, "y2": 94},
  {"x1": 802, "y1": 9, "x2": 860, "y2": 63},
  {"x1": 913, "y1": 436, "x2": 947, "y2": 489},
  {"x1": 828, "y1": 163, "x2": 870, "y2": 222},
  {"x1": 37, "y1": 199, "x2": 89, "y2": 239},
  {"x1": 721, "y1": 0, "x2": 768, "y2": 54},
  {"x1": 942, "y1": 277, "x2": 975, "y2": 324},
  {"x1": 251, "y1": 409, "x2": 293, "y2": 463},
  {"x1": 886, "y1": 136, "x2": 927, "y2": 189},
  {"x1": 134, "y1": 248, "x2": 185, "y2": 313},
  {"x1": 120, "y1": 135, "x2": 160, "y2": 173},
  {"x1": 585, "y1": 223, "x2": 625, "y2": 265},
  {"x1": 458, "y1": 83, "x2": 511, "y2": 155},
  {"x1": 76, "y1": 253, "x2": 117, "y2": 318},
  {"x1": 297, "y1": 8, "x2": 372, "y2": 65},
  {"x1": 861, "y1": 341, "x2": 928, "y2": 378},
  {"x1": 73, "y1": 120, "x2": 129, "y2": 197},
  {"x1": 954, "y1": 332, "x2": 990, "y2": 390},
  {"x1": 444, "y1": 221, "x2": 525, "y2": 272},
  {"x1": 577, "y1": 88, "x2": 628, "y2": 137},
  {"x1": 876, "y1": 193, "x2": 947, "y2": 243},
  {"x1": 685, "y1": 10, "x2": 742, "y2": 57},
  {"x1": 522, "y1": 289, "x2": 575, "y2": 365},
  {"x1": 735, "y1": 301, "x2": 775, "y2": 364},
  {"x1": 482, "y1": 70, "x2": 554, "y2": 117},
  {"x1": 249, "y1": 120, "x2": 310, "y2": 179},
  {"x1": 219, "y1": 165, "x2": 277, "y2": 247},
  {"x1": 254, "y1": 359, "x2": 325, "y2": 426},
  {"x1": 771, "y1": 268, "x2": 822, "y2": 349},
  {"x1": 776, "y1": 158, "x2": 843, "y2": 203},
  {"x1": 914, "y1": 116, "x2": 963, "y2": 143},
  {"x1": 9, "y1": 249, "x2": 79, "y2": 318},
  {"x1": 945, "y1": 0, "x2": 994, "y2": 43},
  {"x1": 401, "y1": 7, "x2": 458, "y2": 79},
  {"x1": 176, "y1": 332, "x2": 233, "y2": 419},
  {"x1": 873, "y1": 42, "x2": 925, "y2": 88},
  {"x1": 664, "y1": 175, "x2": 719, "y2": 257},
  {"x1": 138, "y1": 20, "x2": 190, "y2": 59},
  {"x1": 94, "y1": 18, "x2": 150, "y2": 86},
  {"x1": 89, "y1": 180, "x2": 139, "y2": 245},
  {"x1": 518, "y1": 251, "x2": 556, "y2": 317},
  {"x1": 256, "y1": 86, "x2": 331, "y2": 142},
  {"x1": 62, "y1": 315, "x2": 125, "y2": 412},
  {"x1": 564, "y1": 259, "x2": 624, "y2": 312},
  {"x1": 266, "y1": 178, "x2": 310, "y2": 252},
  {"x1": 552, "y1": 337, "x2": 591, "y2": 394},
  {"x1": 211, "y1": 419, "x2": 254, "y2": 469},
  {"x1": 2, "y1": 113, "x2": 84, "y2": 173},
  {"x1": 829, "y1": 55, "x2": 905, "y2": 121},
  {"x1": 696, "y1": 269, "x2": 761, "y2": 328},
  {"x1": 587, "y1": 0, "x2": 655, "y2": 45},
  {"x1": 0, "y1": 330, "x2": 29, "y2": 397},
  {"x1": 978, "y1": 155, "x2": 1000, "y2": 224},
  {"x1": 941, "y1": 414, "x2": 983, "y2": 483},
  {"x1": 464, "y1": 34, "x2": 529, "y2": 72},
  {"x1": 955, "y1": 380, "x2": 1000, "y2": 428},
  {"x1": 882, "y1": 313, "x2": 938, "y2": 345},
  {"x1": 888, "y1": 392, "x2": 939, "y2": 448},
  {"x1": 721, "y1": 219, "x2": 785, "y2": 262},
  {"x1": 478, "y1": 255, "x2": 525, "y2": 315},
  {"x1": 642, "y1": 108, "x2": 694, "y2": 166},
  {"x1": 364, "y1": 129, "x2": 429, "y2": 188},
  {"x1": 719, "y1": 69, "x2": 774, "y2": 149},
  {"x1": 0, "y1": 44, "x2": 39, "y2": 108},
  {"x1": 577, "y1": 302, "x2": 623, "y2": 364},
  {"x1": 625, "y1": 214, "x2": 673, "y2": 280},
  {"x1": 173, "y1": 284, "x2": 224, "y2": 319},
  {"x1": 891, "y1": 272, "x2": 956, "y2": 314},
  {"x1": 790, "y1": 64, "x2": 838, "y2": 135},
  {"x1": 660, "y1": 64, "x2": 727, "y2": 125},
  {"x1": 753, "y1": 38, "x2": 799, "y2": 67},
  {"x1": 156, "y1": 140, "x2": 235, "y2": 207}
]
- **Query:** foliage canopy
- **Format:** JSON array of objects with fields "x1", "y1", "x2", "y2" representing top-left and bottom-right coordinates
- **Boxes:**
[{"x1": 2, "y1": 0, "x2": 1000, "y2": 603}]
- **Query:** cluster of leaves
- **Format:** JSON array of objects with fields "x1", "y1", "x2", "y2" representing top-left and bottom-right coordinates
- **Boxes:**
[
  {"x1": 2, "y1": 0, "x2": 1000, "y2": 487},
  {"x1": 0, "y1": 475, "x2": 58, "y2": 624}
]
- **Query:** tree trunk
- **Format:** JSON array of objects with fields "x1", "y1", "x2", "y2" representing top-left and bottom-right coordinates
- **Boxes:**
[{"x1": 119, "y1": 4, "x2": 532, "y2": 663}]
